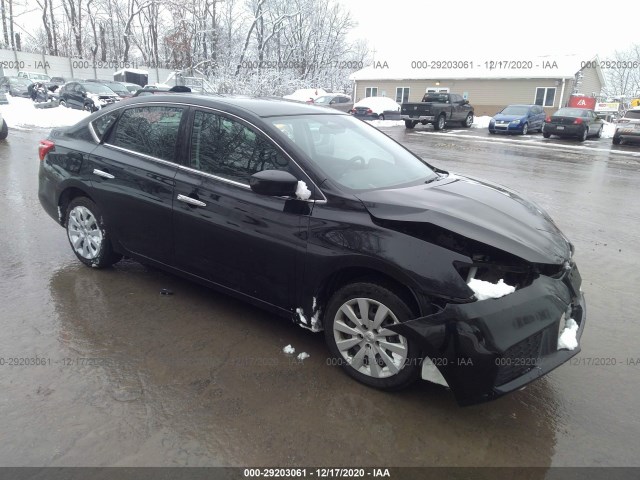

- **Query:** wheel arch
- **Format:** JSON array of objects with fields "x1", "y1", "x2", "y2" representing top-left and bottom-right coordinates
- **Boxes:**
[{"x1": 57, "y1": 185, "x2": 94, "y2": 226}]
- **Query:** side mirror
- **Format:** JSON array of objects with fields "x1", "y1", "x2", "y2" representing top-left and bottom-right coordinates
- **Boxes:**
[
  {"x1": 250, "y1": 170, "x2": 298, "y2": 197},
  {"x1": 330, "y1": 100, "x2": 336, "y2": 105}
]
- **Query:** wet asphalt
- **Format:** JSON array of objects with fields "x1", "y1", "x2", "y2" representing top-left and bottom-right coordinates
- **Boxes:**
[{"x1": 0, "y1": 125, "x2": 639, "y2": 467}]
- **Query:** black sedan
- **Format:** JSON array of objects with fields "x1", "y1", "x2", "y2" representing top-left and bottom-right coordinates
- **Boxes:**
[
  {"x1": 58, "y1": 81, "x2": 120, "y2": 111},
  {"x1": 543, "y1": 107, "x2": 604, "y2": 141},
  {"x1": 38, "y1": 95, "x2": 586, "y2": 406},
  {"x1": 0, "y1": 76, "x2": 32, "y2": 97}
]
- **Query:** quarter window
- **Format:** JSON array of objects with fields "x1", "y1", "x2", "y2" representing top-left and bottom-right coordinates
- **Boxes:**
[
  {"x1": 110, "y1": 106, "x2": 184, "y2": 161},
  {"x1": 190, "y1": 110, "x2": 290, "y2": 185},
  {"x1": 535, "y1": 87, "x2": 556, "y2": 107},
  {"x1": 91, "y1": 111, "x2": 119, "y2": 141}
]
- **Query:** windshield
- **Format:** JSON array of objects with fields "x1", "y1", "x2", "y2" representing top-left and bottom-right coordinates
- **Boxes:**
[
  {"x1": 267, "y1": 114, "x2": 437, "y2": 191},
  {"x1": 500, "y1": 106, "x2": 530, "y2": 116},
  {"x1": 625, "y1": 110, "x2": 640, "y2": 119},
  {"x1": 84, "y1": 83, "x2": 115, "y2": 94},
  {"x1": 104, "y1": 82, "x2": 129, "y2": 94},
  {"x1": 12, "y1": 78, "x2": 32, "y2": 86}
]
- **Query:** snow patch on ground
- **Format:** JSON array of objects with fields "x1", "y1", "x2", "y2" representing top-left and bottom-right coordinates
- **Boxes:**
[
  {"x1": 296, "y1": 181, "x2": 311, "y2": 200},
  {"x1": 282, "y1": 344, "x2": 295, "y2": 354},
  {"x1": 468, "y1": 278, "x2": 515, "y2": 301},
  {"x1": 0, "y1": 95, "x2": 90, "y2": 129},
  {"x1": 471, "y1": 116, "x2": 493, "y2": 128},
  {"x1": 366, "y1": 120, "x2": 405, "y2": 128},
  {"x1": 297, "y1": 352, "x2": 310, "y2": 361},
  {"x1": 558, "y1": 318, "x2": 579, "y2": 350}
]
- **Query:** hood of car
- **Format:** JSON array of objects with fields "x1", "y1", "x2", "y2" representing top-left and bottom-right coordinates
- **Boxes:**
[
  {"x1": 355, "y1": 174, "x2": 571, "y2": 264},
  {"x1": 493, "y1": 114, "x2": 525, "y2": 122}
]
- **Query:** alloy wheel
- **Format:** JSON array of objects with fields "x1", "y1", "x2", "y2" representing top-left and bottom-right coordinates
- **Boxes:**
[{"x1": 67, "y1": 206, "x2": 103, "y2": 260}]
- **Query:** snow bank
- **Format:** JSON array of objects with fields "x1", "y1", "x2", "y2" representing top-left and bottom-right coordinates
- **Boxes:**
[
  {"x1": 296, "y1": 181, "x2": 311, "y2": 200},
  {"x1": 472, "y1": 116, "x2": 493, "y2": 129},
  {"x1": 297, "y1": 352, "x2": 310, "y2": 361},
  {"x1": 558, "y1": 318, "x2": 579, "y2": 350},
  {"x1": 0, "y1": 95, "x2": 89, "y2": 129},
  {"x1": 601, "y1": 122, "x2": 616, "y2": 139},
  {"x1": 282, "y1": 344, "x2": 295, "y2": 354},
  {"x1": 468, "y1": 278, "x2": 515, "y2": 301}
]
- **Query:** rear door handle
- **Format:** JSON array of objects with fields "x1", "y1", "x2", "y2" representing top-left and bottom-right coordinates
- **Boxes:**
[
  {"x1": 93, "y1": 168, "x2": 115, "y2": 179},
  {"x1": 177, "y1": 194, "x2": 207, "y2": 208}
]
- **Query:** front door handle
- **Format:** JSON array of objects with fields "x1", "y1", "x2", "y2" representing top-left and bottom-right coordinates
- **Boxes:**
[
  {"x1": 177, "y1": 194, "x2": 207, "y2": 208},
  {"x1": 93, "y1": 168, "x2": 115, "y2": 179}
]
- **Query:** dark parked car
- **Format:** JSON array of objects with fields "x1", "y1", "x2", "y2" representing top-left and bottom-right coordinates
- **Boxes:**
[
  {"x1": 401, "y1": 93, "x2": 474, "y2": 130},
  {"x1": 612, "y1": 108, "x2": 640, "y2": 145},
  {"x1": 85, "y1": 79, "x2": 135, "y2": 99},
  {"x1": 543, "y1": 107, "x2": 604, "y2": 141},
  {"x1": 0, "y1": 76, "x2": 32, "y2": 97},
  {"x1": 38, "y1": 95, "x2": 586, "y2": 406},
  {"x1": 49, "y1": 76, "x2": 67, "y2": 87},
  {"x1": 313, "y1": 94, "x2": 353, "y2": 113},
  {"x1": 489, "y1": 104, "x2": 546, "y2": 135},
  {"x1": 58, "y1": 81, "x2": 120, "y2": 111}
]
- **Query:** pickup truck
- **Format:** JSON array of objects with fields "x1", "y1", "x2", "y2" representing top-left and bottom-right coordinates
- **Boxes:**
[{"x1": 400, "y1": 93, "x2": 474, "y2": 130}]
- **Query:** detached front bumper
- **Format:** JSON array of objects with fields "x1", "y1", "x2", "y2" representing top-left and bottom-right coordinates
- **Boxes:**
[{"x1": 389, "y1": 266, "x2": 586, "y2": 406}]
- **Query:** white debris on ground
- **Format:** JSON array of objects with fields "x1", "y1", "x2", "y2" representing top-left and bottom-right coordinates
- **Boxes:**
[
  {"x1": 558, "y1": 318, "x2": 579, "y2": 350},
  {"x1": 468, "y1": 278, "x2": 516, "y2": 301},
  {"x1": 282, "y1": 344, "x2": 295, "y2": 354},
  {"x1": 295, "y1": 181, "x2": 311, "y2": 200},
  {"x1": 0, "y1": 95, "x2": 90, "y2": 129},
  {"x1": 471, "y1": 116, "x2": 493, "y2": 128},
  {"x1": 297, "y1": 352, "x2": 310, "y2": 361}
]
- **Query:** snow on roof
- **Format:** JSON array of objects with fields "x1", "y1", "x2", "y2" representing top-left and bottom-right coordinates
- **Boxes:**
[
  {"x1": 350, "y1": 55, "x2": 599, "y2": 81},
  {"x1": 114, "y1": 68, "x2": 149, "y2": 76}
]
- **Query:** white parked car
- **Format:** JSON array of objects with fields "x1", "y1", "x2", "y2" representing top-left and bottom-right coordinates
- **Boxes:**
[{"x1": 351, "y1": 97, "x2": 401, "y2": 120}]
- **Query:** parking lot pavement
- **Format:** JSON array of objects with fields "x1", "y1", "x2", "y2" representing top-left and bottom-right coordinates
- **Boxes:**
[{"x1": 1, "y1": 127, "x2": 639, "y2": 467}]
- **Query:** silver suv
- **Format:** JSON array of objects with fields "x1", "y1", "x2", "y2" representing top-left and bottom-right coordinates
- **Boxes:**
[{"x1": 612, "y1": 108, "x2": 640, "y2": 145}]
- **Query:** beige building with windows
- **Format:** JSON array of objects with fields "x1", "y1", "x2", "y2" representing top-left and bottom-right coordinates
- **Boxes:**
[{"x1": 350, "y1": 55, "x2": 604, "y2": 116}]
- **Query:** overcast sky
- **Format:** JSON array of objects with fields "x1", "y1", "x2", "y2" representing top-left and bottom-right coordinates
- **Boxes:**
[{"x1": 339, "y1": 0, "x2": 639, "y2": 61}]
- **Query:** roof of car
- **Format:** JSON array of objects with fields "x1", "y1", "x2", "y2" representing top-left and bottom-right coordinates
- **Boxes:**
[{"x1": 121, "y1": 93, "x2": 346, "y2": 118}]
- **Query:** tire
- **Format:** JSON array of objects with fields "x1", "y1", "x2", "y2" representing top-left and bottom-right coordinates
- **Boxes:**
[
  {"x1": 59, "y1": 99, "x2": 67, "y2": 108},
  {"x1": 543, "y1": 129, "x2": 551, "y2": 138},
  {"x1": 324, "y1": 282, "x2": 421, "y2": 390},
  {"x1": 579, "y1": 127, "x2": 588, "y2": 142},
  {"x1": 489, "y1": 129, "x2": 496, "y2": 134},
  {"x1": 378, "y1": 114, "x2": 385, "y2": 121},
  {"x1": 433, "y1": 114, "x2": 446, "y2": 131},
  {"x1": 0, "y1": 119, "x2": 8, "y2": 140},
  {"x1": 612, "y1": 136, "x2": 621, "y2": 145},
  {"x1": 404, "y1": 120, "x2": 416, "y2": 129},
  {"x1": 461, "y1": 113, "x2": 473, "y2": 128},
  {"x1": 596, "y1": 126, "x2": 603, "y2": 138},
  {"x1": 521, "y1": 122, "x2": 528, "y2": 135},
  {"x1": 83, "y1": 103, "x2": 94, "y2": 112},
  {"x1": 65, "y1": 197, "x2": 121, "y2": 268}
]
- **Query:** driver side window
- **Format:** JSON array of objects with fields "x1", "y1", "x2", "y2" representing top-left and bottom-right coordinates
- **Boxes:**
[{"x1": 190, "y1": 110, "x2": 291, "y2": 185}]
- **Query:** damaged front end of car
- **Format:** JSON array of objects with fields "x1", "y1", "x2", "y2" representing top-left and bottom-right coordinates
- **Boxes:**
[{"x1": 386, "y1": 225, "x2": 586, "y2": 406}]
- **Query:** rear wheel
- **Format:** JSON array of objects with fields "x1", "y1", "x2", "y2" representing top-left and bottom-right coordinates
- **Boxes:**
[
  {"x1": 66, "y1": 197, "x2": 121, "y2": 268},
  {"x1": 59, "y1": 99, "x2": 67, "y2": 108},
  {"x1": 612, "y1": 136, "x2": 621, "y2": 145},
  {"x1": 543, "y1": 129, "x2": 551, "y2": 138},
  {"x1": 324, "y1": 282, "x2": 421, "y2": 390},
  {"x1": 579, "y1": 127, "x2": 588, "y2": 142},
  {"x1": 433, "y1": 114, "x2": 446, "y2": 131},
  {"x1": 404, "y1": 120, "x2": 416, "y2": 129},
  {"x1": 378, "y1": 114, "x2": 385, "y2": 121},
  {"x1": 0, "y1": 119, "x2": 8, "y2": 140},
  {"x1": 461, "y1": 113, "x2": 473, "y2": 128},
  {"x1": 596, "y1": 125, "x2": 603, "y2": 138}
]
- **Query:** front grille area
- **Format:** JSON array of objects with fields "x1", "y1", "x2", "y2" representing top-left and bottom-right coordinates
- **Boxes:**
[{"x1": 494, "y1": 331, "x2": 543, "y2": 386}]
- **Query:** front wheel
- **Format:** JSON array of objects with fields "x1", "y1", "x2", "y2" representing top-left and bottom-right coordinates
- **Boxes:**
[
  {"x1": 612, "y1": 136, "x2": 621, "y2": 145},
  {"x1": 521, "y1": 122, "x2": 528, "y2": 135},
  {"x1": 433, "y1": 114, "x2": 446, "y2": 131},
  {"x1": 324, "y1": 282, "x2": 421, "y2": 390},
  {"x1": 596, "y1": 126, "x2": 603, "y2": 138},
  {"x1": 461, "y1": 113, "x2": 473, "y2": 128},
  {"x1": 66, "y1": 197, "x2": 121, "y2": 268},
  {"x1": 59, "y1": 99, "x2": 67, "y2": 108},
  {"x1": 378, "y1": 114, "x2": 385, "y2": 121}
]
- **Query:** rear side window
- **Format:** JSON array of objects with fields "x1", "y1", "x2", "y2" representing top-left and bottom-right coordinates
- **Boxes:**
[
  {"x1": 110, "y1": 106, "x2": 184, "y2": 161},
  {"x1": 190, "y1": 110, "x2": 290, "y2": 184}
]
